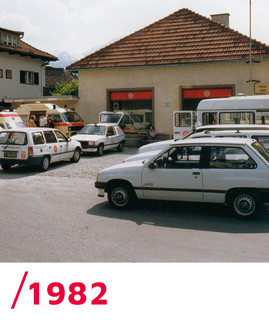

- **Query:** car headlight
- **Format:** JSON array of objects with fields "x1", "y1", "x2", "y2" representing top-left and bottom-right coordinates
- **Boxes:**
[{"x1": 88, "y1": 141, "x2": 95, "y2": 146}]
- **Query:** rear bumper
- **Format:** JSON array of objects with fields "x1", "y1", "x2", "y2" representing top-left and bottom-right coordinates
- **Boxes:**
[{"x1": 0, "y1": 156, "x2": 43, "y2": 166}]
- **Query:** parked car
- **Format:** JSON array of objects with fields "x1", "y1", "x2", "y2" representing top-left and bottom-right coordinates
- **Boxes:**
[
  {"x1": 95, "y1": 138, "x2": 269, "y2": 219},
  {"x1": 72, "y1": 123, "x2": 125, "y2": 156},
  {"x1": 137, "y1": 126, "x2": 269, "y2": 155},
  {"x1": 0, "y1": 128, "x2": 81, "y2": 171}
]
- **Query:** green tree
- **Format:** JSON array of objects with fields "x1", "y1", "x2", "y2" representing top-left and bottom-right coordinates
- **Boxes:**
[{"x1": 51, "y1": 79, "x2": 78, "y2": 96}]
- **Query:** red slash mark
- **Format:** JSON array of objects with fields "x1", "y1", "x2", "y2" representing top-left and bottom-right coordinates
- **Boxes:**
[{"x1": 11, "y1": 271, "x2": 28, "y2": 309}]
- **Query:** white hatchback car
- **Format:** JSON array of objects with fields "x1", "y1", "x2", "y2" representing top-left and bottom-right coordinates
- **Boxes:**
[
  {"x1": 72, "y1": 123, "x2": 125, "y2": 156},
  {"x1": 0, "y1": 128, "x2": 81, "y2": 171},
  {"x1": 96, "y1": 138, "x2": 269, "y2": 219}
]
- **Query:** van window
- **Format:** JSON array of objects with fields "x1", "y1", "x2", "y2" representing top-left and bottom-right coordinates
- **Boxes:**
[
  {"x1": 219, "y1": 112, "x2": 255, "y2": 124},
  {"x1": 32, "y1": 132, "x2": 44, "y2": 145},
  {"x1": 256, "y1": 111, "x2": 269, "y2": 125},
  {"x1": 48, "y1": 114, "x2": 62, "y2": 123},
  {"x1": 64, "y1": 112, "x2": 84, "y2": 122},
  {"x1": 43, "y1": 131, "x2": 57, "y2": 143},
  {"x1": 202, "y1": 112, "x2": 217, "y2": 125},
  {"x1": 174, "y1": 113, "x2": 191, "y2": 127}
]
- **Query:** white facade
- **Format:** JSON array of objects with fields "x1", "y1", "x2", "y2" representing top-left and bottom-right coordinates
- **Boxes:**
[{"x1": 0, "y1": 52, "x2": 46, "y2": 100}]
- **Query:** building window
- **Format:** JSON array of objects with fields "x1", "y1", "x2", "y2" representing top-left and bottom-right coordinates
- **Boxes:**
[
  {"x1": 6, "y1": 70, "x2": 12, "y2": 79},
  {"x1": 20, "y1": 71, "x2": 39, "y2": 85},
  {"x1": 0, "y1": 69, "x2": 3, "y2": 78},
  {"x1": 1, "y1": 33, "x2": 19, "y2": 47}
]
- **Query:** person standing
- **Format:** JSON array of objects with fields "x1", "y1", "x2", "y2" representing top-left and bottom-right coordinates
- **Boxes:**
[
  {"x1": 39, "y1": 113, "x2": 47, "y2": 127},
  {"x1": 27, "y1": 115, "x2": 37, "y2": 127},
  {"x1": 47, "y1": 117, "x2": 55, "y2": 128}
]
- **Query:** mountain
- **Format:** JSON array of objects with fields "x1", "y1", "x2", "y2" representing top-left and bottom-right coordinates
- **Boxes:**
[{"x1": 50, "y1": 51, "x2": 78, "y2": 69}]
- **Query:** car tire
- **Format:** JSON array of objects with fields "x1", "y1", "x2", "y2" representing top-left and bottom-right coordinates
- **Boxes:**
[
  {"x1": 108, "y1": 182, "x2": 136, "y2": 210},
  {"x1": 70, "y1": 148, "x2": 81, "y2": 163},
  {"x1": 117, "y1": 141, "x2": 124, "y2": 152},
  {"x1": 39, "y1": 156, "x2": 50, "y2": 172},
  {"x1": 1, "y1": 164, "x2": 11, "y2": 170},
  {"x1": 227, "y1": 190, "x2": 261, "y2": 219},
  {"x1": 97, "y1": 144, "x2": 104, "y2": 156}
]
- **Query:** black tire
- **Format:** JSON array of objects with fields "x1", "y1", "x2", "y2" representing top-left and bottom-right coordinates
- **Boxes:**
[
  {"x1": 107, "y1": 182, "x2": 136, "y2": 210},
  {"x1": 228, "y1": 190, "x2": 261, "y2": 219},
  {"x1": 117, "y1": 141, "x2": 124, "y2": 152},
  {"x1": 70, "y1": 148, "x2": 81, "y2": 163},
  {"x1": 97, "y1": 144, "x2": 104, "y2": 156},
  {"x1": 1, "y1": 164, "x2": 11, "y2": 170},
  {"x1": 39, "y1": 156, "x2": 50, "y2": 172}
]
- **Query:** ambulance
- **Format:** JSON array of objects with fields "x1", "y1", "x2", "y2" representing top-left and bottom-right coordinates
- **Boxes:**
[
  {"x1": 0, "y1": 107, "x2": 26, "y2": 130},
  {"x1": 16, "y1": 103, "x2": 85, "y2": 137}
]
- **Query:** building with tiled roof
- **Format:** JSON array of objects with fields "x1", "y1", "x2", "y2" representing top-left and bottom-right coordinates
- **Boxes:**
[
  {"x1": 0, "y1": 27, "x2": 58, "y2": 103},
  {"x1": 67, "y1": 8, "x2": 269, "y2": 135}
]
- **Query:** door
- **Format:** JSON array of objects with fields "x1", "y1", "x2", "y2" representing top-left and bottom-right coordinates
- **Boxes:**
[
  {"x1": 105, "y1": 126, "x2": 117, "y2": 150},
  {"x1": 173, "y1": 111, "x2": 196, "y2": 139},
  {"x1": 141, "y1": 146, "x2": 203, "y2": 201},
  {"x1": 43, "y1": 130, "x2": 61, "y2": 162},
  {"x1": 54, "y1": 130, "x2": 73, "y2": 160}
]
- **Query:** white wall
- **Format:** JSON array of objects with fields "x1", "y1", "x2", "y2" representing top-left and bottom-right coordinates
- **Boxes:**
[{"x1": 0, "y1": 52, "x2": 46, "y2": 100}]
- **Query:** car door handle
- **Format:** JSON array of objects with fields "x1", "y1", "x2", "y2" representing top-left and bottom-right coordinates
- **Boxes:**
[{"x1": 192, "y1": 172, "x2": 200, "y2": 175}]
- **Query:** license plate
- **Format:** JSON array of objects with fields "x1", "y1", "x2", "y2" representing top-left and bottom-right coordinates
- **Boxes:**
[{"x1": 4, "y1": 152, "x2": 17, "y2": 158}]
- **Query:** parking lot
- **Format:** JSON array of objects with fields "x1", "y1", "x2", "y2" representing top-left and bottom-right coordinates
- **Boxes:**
[{"x1": 1, "y1": 147, "x2": 269, "y2": 262}]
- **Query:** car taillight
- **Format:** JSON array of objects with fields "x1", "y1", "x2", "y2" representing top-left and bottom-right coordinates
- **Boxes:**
[
  {"x1": 28, "y1": 147, "x2": 33, "y2": 156},
  {"x1": 96, "y1": 173, "x2": 99, "y2": 181}
]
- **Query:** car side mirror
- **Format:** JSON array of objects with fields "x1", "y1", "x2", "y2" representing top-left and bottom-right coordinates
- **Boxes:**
[
  {"x1": 148, "y1": 162, "x2": 155, "y2": 169},
  {"x1": 67, "y1": 137, "x2": 71, "y2": 142}
]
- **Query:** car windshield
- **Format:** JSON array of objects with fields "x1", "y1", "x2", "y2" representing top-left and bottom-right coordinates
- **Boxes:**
[
  {"x1": 62, "y1": 112, "x2": 84, "y2": 123},
  {"x1": 100, "y1": 114, "x2": 121, "y2": 123},
  {"x1": 0, "y1": 131, "x2": 27, "y2": 145},
  {"x1": 251, "y1": 141, "x2": 269, "y2": 164},
  {"x1": 79, "y1": 125, "x2": 106, "y2": 135}
]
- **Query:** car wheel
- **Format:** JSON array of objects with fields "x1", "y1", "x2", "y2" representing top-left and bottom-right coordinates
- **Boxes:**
[
  {"x1": 70, "y1": 148, "x2": 81, "y2": 163},
  {"x1": 117, "y1": 141, "x2": 124, "y2": 152},
  {"x1": 1, "y1": 164, "x2": 11, "y2": 170},
  {"x1": 228, "y1": 190, "x2": 260, "y2": 219},
  {"x1": 97, "y1": 144, "x2": 104, "y2": 156},
  {"x1": 39, "y1": 156, "x2": 50, "y2": 172},
  {"x1": 108, "y1": 182, "x2": 136, "y2": 210}
]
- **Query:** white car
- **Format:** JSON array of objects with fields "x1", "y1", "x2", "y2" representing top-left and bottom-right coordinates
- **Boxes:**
[
  {"x1": 0, "y1": 128, "x2": 81, "y2": 171},
  {"x1": 95, "y1": 138, "x2": 269, "y2": 219},
  {"x1": 137, "y1": 127, "x2": 269, "y2": 155},
  {"x1": 72, "y1": 123, "x2": 125, "y2": 156}
]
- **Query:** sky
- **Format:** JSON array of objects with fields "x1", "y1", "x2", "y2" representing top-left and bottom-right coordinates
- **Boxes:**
[{"x1": 1, "y1": 0, "x2": 269, "y2": 64}]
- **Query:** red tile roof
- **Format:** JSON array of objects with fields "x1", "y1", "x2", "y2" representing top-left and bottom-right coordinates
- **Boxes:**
[
  {"x1": 0, "y1": 40, "x2": 58, "y2": 61},
  {"x1": 67, "y1": 8, "x2": 269, "y2": 70}
]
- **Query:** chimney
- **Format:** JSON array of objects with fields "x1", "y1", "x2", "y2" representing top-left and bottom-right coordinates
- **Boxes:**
[{"x1": 210, "y1": 13, "x2": 230, "y2": 27}]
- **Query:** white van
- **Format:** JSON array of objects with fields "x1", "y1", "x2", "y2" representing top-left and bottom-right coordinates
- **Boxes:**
[
  {"x1": 173, "y1": 95, "x2": 269, "y2": 139},
  {"x1": 16, "y1": 103, "x2": 85, "y2": 137},
  {"x1": 0, "y1": 107, "x2": 26, "y2": 130},
  {"x1": 99, "y1": 111, "x2": 147, "y2": 132}
]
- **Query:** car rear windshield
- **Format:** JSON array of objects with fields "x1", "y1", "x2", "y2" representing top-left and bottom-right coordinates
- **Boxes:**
[
  {"x1": 79, "y1": 125, "x2": 106, "y2": 135},
  {"x1": 0, "y1": 131, "x2": 27, "y2": 145},
  {"x1": 100, "y1": 114, "x2": 121, "y2": 123},
  {"x1": 251, "y1": 141, "x2": 269, "y2": 163}
]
